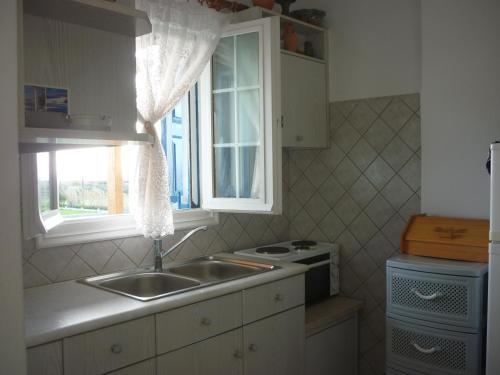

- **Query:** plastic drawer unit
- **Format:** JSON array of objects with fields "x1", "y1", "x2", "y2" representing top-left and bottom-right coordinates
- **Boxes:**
[{"x1": 386, "y1": 255, "x2": 488, "y2": 375}]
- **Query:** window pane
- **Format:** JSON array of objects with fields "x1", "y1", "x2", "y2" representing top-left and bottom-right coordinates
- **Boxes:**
[
  {"x1": 37, "y1": 152, "x2": 51, "y2": 214},
  {"x1": 56, "y1": 148, "x2": 111, "y2": 217},
  {"x1": 213, "y1": 92, "x2": 235, "y2": 144},
  {"x1": 213, "y1": 36, "x2": 234, "y2": 90},
  {"x1": 157, "y1": 88, "x2": 200, "y2": 210},
  {"x1": 236, "y1": 32, "x2": 259, "y2": 87},
  {"x1": 239, "y1": 146, "x2": 259, "y2": 199},
  {"x1": 214, "y1": 147, "x2": 236, "y2": 198},
  {"x1": 237, "y1": 89, "x2": 259, "y2": 144}
]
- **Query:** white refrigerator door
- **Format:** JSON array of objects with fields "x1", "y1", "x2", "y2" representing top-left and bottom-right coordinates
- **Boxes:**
[
  {"x1": 490, "y1": 144, "x2": 500, "y2": 240},
  {"x1": 487, "y1": 242, "x2": 500, "y2": 374}
]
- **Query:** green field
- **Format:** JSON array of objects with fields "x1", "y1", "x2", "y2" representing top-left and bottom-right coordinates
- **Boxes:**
[{"x1": 59, "y1": 208, "x2": 107, "y2": 217}]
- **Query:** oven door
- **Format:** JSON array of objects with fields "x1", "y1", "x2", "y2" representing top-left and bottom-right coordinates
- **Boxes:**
[{"x1": 294, "y1": 253, "x2": 330, "y2": 305}]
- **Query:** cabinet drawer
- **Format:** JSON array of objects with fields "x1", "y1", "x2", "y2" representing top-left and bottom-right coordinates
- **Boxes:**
[
  {"x1": 63, "y1": 316, "x2": 155, "y2": 375},
  {"x1": 386, "y1": 317, "x2": 482, "y2": 375},
  {"x1": 387, "y1": 267, "x2": 483, "y2": 328},
  {"x1": 243, "y1": 275, "x2": 304, "y2": 324},
  {"x1": 156, "y1": 292, "x2": 242, "y2": 354},
  {"x1": 107, "y1": 359, "x2": 155, "y2": 375},
  {"x1": 27, "y1": 341, "x2": 63, "y2": 375}
]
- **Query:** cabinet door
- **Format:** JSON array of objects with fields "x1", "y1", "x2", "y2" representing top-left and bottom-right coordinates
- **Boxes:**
[
  {"x1": 306, "y1": 317, "x2": 357, "y2": 375},
  {"x1": 107, "y1": 359, "x2": 155, "y2": 375},
  {"x1": 200, "y1": 17, "x2": 282, "y2": 214},
  {"x1": 157, "y1": 329, "x2": 243, "y2": 375},
  {"x1": 243, "y1": 306, "x2": 305, "y2": 375},
  {"x1": 27, "y1": 341, "x2": 63, "y2": 375},
  {"x1": 282, "y1": 53, "x2": 328, "y2": 148}
]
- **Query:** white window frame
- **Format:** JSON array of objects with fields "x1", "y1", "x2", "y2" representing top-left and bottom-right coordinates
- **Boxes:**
[
  {"x1": 199, "y1": 17, "x2": 282, "y2": 214},
  {"x1": 22, "y1": 87, "x2": 218, "y2": 249}
]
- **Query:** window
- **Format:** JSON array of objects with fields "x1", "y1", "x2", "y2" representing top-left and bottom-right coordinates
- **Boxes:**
[
  {"x1": 24, "y1": 18, "x2": 283, "y2": 248},
  {"x1": 24, "y1": 86, "x2": 215, "y2": 248},
  {"x1": 199, "y1": 17, "x2": 282, "y2": 213}
]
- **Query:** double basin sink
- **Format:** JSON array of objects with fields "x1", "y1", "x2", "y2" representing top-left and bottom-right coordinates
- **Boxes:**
[{"x1": 79, "y1": 256, "x2": 278, "y2": 301}]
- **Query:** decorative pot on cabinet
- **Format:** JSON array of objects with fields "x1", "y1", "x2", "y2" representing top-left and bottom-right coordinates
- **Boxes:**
[{"x1": 282, "y1": 23, "x2": 297, "y2": 52}]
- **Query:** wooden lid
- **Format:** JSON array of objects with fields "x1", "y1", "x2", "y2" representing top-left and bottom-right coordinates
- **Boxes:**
[{"x1": 401, "y1": 214, "x2": 489, "y2": 263}]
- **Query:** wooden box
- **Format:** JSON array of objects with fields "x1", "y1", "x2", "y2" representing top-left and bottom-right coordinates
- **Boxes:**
[{"x1": 401, "y1": 215, "x2": 489, "y2": 263}]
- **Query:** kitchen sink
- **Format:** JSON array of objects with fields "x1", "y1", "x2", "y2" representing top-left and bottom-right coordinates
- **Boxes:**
[
  {"x1": 79, "y1": 257, "x2": 278, "y2": 301},
  {"x1": 167, "y1": 258, "x2": 270, "y2": 282}
]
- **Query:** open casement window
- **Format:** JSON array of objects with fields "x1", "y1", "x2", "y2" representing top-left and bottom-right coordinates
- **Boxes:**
[
  {"x1": 199, "y1": 17, "x2": 282, "y2": 214},
  {"x1": 22, "y1": 87, "x2": 217, "y2": 248}
]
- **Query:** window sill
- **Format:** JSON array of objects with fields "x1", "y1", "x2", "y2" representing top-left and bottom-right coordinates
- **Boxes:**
[{"x1": 35, "y1": 209, "x2": 219, "y2": 249}]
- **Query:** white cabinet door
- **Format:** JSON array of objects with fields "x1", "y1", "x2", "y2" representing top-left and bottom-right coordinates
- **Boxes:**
[
  {"x1": 200, "y1": 17, "x2": 282, "y2": 214},
  {"x1": 107, "y1": 359, "x2": 156, "y2": 375},
  {"x1": 243, "y1": 306, "x2": 305, "y2": 375},
  {"x1": 157, "y1": 329, "x2": 243, "y2": 375},
  {"x1": 281, "y1": 53, "x2": 328, "y2": 148},
  {"x1": 27, "y1": 341, "x2": 63, "y2": 375},
  {"x1": 305, "y1": 317, "x2": 357, "y2": 375}
]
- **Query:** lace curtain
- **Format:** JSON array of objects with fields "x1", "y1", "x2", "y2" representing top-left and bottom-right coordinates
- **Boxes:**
[{"x1": 131, "y1": 0, "x2": 229, "y2": 238}]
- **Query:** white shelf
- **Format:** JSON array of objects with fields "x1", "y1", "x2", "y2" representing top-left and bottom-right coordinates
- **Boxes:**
[
  {"x1": 23, "y1": 0, "x2": 152, "y2": 37},
  {"x1": 281, "y1": 50, "x2": 326, "y2": 64},
  {"x1": 19, "y1": 127, "x2": 153, "y2": 153},
  {"x1": 256, "y1": 6, "x2": 326, "y2": 35}
]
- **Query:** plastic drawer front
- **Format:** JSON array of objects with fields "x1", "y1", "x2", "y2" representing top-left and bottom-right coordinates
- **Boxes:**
[
  {"x1": 386, "y1": 318, "x2": 482, "y2": 375},
  {"x1": 387, "y1": 267, "x2": 482, "y2": 329},
  {"x1": 386, "y1": 367, "x2": 427, "y2": 375}
]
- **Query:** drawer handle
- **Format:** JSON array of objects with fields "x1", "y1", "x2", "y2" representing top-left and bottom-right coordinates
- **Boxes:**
[
  {"x1": 274, "y1": 293, "x2": 284, "y2": 302},
  {"x1": 249, "y1": 344, "x2": 258, "y2": 352},
  {"x1": 411, "y1": 288, "x2": 443, "y2": 300},
  {"x1": 201, "y1": 317, "x2": 212, "y2": 326},
  {"x1": 411, "y1": 342, "x2": 441, "y2": 354},
  {"x1": 233, "y1": 349, "x2": 243, "y2": 359},
  {"x1": 110, "y1": 344, "x2": 122, "y2": 354}
]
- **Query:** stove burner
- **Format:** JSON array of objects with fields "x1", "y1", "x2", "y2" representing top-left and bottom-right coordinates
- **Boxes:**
[
  {"x1": 291, "y1": 240, "x2": 317, "y2": 249},
  {"x1": 255, "y1": 246, "x2": 290, "y2": 255}
]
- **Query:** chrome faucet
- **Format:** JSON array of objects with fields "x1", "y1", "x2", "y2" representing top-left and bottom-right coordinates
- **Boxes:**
[{"x1": 153, "y1": 226, "x2": 208, "y2": 272}]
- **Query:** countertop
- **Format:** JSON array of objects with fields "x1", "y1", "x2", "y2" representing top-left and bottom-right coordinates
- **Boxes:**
[
  {"x1": 24, "y1": 253, "x2": 308, "y2": 348},
  {"x1": 305, "y1": 296, "x2": 364, "y2": 337}
]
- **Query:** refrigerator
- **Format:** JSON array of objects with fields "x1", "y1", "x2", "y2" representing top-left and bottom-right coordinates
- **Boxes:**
[{"x1": 487, "y1": 143, "x2": 500, "y2": 374}]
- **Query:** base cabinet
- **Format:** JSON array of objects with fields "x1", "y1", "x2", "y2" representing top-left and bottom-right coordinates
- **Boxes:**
[
  {"x1": 244, "y1": 306, "x2": 305, "y2": 375},
  {"x1": 305, "y1": 317, "x2": 357, "y2": 375},
  {"x1": 27, "y1": 275, "x2": 305, "y2": 375},
  {"x1": 157, "y1": 329, "x2": 243, "y2": 375},
  {"x1": 27, "y1": 342, "x2": 63, "y2": 375}
]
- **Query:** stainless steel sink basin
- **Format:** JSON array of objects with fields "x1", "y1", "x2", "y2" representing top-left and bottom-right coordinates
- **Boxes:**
[
  {"x1": 80, "y1": 272, "x2": 201, "y2": 301},
  {"x1": 167, "y1": 258, "x2": 269, "y2": 282},
  {"x1": 79, "y1": 257, "x2": 278, "y2": 301}
]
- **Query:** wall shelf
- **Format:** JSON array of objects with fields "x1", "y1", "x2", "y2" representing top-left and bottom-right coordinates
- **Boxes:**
[
  {"x1": 23, "y1": 0, "x2": 152, "y2": 37},
  {"x1": 19, "y1": 127, "x2": 153, "y2": 153},
  {"x1": 281, "y1": 50, "x2": 325, "y2": 64}
]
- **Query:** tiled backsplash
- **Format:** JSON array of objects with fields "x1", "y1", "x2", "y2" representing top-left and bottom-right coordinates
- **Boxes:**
[
  {"x1": 22, "y1": 211, "x2": 290, "y2": 289},
  {"x1": 286, "y1": 94, "x2": 421, "y2": 375},
  {"x1": 22, "y1": 93, "x2": 420, "y2": 375}
]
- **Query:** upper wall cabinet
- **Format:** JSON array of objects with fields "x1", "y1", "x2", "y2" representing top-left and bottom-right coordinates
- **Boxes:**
[
  {"x1": 200, "y1": 17, "x2": 282, "y2": 214},
  {"x1": 234, "y1": 6, "x2": 330, "y2": 148},
  {"x1": 18, "y1": 0, "x2": 153, "y2": 153}
]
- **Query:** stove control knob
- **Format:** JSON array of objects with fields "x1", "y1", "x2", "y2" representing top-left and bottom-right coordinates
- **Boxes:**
[
  {"x1": 249, "y1": 344, "x2": 258, "y2": 352},
  {"x1": 274, "y1": 293, "x2": 284, "y2": 302}
]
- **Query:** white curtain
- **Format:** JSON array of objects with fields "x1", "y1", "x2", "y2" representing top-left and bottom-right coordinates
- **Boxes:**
[{"x1": 132, "y1": 0, "x2": 230, "y2": 238}]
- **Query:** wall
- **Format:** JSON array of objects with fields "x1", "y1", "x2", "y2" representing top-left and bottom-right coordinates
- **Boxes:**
[
  {"x1": 0, "y1": 0, "x2": 27, "y2": 373},
  {"x1": 287, "y1": 94, "x2": 421, "y2": 375},
  {"x1": 421, "y1": 0, "x2": 500, "y2": 219},
  {"x1": 291, "y1": 0, "x2": 421, "y2": 101}
]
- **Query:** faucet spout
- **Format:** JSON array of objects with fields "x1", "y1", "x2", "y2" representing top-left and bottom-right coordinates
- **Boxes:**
[{"x1": 153, "y1": 226, "x2": 208, "y2": 272}]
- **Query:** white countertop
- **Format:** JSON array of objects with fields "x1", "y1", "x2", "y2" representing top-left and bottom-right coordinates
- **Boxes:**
[{"x1": 24, "y1": 253, "x2": 307, "y2": 347}]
